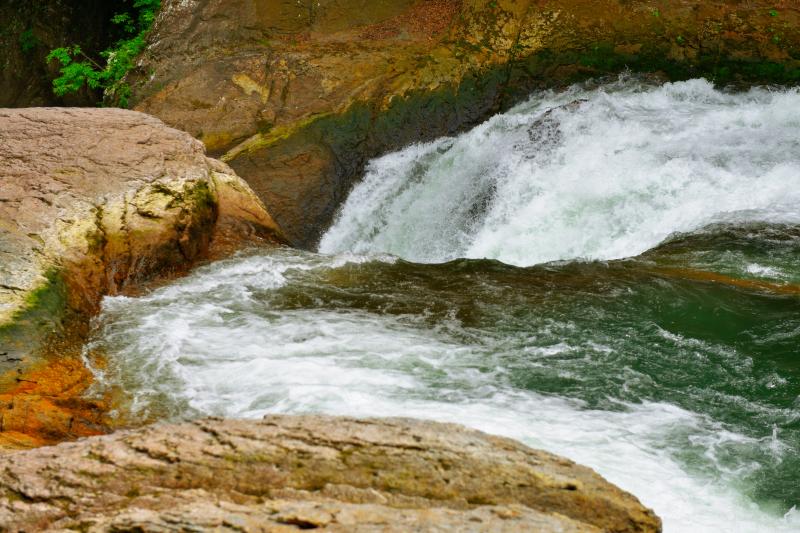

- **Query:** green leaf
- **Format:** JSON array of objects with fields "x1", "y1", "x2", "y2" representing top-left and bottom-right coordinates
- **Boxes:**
[
  {"x1": 111, "y1": 13, "x2": 135, "y2": 33},
  {"x1": 44, "y1": 1, "x2": 161, "y2": 106}
]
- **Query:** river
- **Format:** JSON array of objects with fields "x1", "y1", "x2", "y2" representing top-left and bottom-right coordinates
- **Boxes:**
[{"x1": 84, "y1": 78, "x2": 800, "y2": 532}]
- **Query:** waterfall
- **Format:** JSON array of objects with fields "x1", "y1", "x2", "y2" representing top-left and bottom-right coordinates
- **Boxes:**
[
  {"x1": 320, "y1": 78, "x2": 800, "y2": 266},
  {"x1": 86, "y1": 78, "x2": 800, "y2": 533}
]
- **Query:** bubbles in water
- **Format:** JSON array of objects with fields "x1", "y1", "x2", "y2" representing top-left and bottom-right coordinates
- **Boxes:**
[
  {"x1": 87, "y1": 78, "x2": 800, "y2": 533},
  {"x1": 86, "y1": 249, "x2": 800, "y2": 533},
  {"x1": 320, "y1": 78, "x2": 800, "y2": 266}
]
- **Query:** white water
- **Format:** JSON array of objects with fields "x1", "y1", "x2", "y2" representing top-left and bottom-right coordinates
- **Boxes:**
[
  {"x1": 320, "y1": 78, "x2": 800, "y2": 266},
  {"x1": 88, "y1": 250, "x2": 800, "y2": 533},
  {"x1": 87, "y1": 79, "x2": 800, "y2": 532}
]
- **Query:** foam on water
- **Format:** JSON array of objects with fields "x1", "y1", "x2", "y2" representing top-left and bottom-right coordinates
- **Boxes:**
[
  {"x1": 86, "y1": 78, "x2": 800, "y2": 532},
  {"x1": 86, "y1": 251, "x2": 799, "y2": 533},
  {"x1": 320, "y1": 78, "x2": 800, "y2": 266}
]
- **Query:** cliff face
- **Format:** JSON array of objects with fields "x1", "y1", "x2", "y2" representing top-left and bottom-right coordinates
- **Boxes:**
[
  {"x1": 0, "y1": 108, "x2": 285, "y2": 449},
  {"x1": 0, "y1": 415, "x2": 662, "y2": 532},
  {"x1": 128, "y1": 0, "x2": 800, "y2": 247}
]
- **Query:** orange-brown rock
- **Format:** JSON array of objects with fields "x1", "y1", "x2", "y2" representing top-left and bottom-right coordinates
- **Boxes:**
[
  {"x1": 0, "y1": 107, "x2": 285, "y2": 449},
  {"x1": 0, "y1": 415, "x2": 661, "y2": 532},
  {"x1": 129, "y1": 0, "x2": 800, "y2": 246},
  {"x1": 0, "y1": 355, "x2": 104, "y2": 450}
]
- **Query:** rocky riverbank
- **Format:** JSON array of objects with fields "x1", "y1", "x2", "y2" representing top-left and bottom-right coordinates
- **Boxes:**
[
  {"x1": 0, "y1": 108, "x2": 285, "y2": 449},
  {"x1": 0, "y1": 108, "x2": 661, "y2": 532},
  {"x1": 2, "y1": 1, "x2": 799, "y2": 529},
  {"x1": 0, "y1": 415, "x2": 661, "y2": 532}
]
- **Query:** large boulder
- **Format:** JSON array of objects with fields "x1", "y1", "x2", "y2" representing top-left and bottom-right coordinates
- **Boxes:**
[
  {"x1": 0, "y1": 107, "x2": 285, "y2": 449},
  {"x1": 129, "y1": 0, "x2": 800, "y2": 246},
  {"x1": 0, "y1": 415, "x2": 661, "y2": 532}
]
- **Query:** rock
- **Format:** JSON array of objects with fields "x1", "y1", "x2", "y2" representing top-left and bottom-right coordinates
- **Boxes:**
[
  {"x1": 80, "y1": 498, "x2": 599, "y2": 532},
  {"x1": 0, "y1": 107, "x2": 285, "y2": 448},
  {"x1": 128, "y1": 0, "x2": 800, "y2": 246},
  {"x1": 0, "y1": 415, "x2": 661, "y2": 532}
]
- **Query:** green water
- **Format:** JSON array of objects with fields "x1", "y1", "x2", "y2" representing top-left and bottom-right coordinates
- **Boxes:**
[
  {"x1": 88, "y1": 223, "x2": 800, "y2": 531},
  {"x1": 292, "y1": 225, "x2": 800, "y2": 510},
  {"x1": 87, "y1": 80, "x2": 800, "y2": 531}
]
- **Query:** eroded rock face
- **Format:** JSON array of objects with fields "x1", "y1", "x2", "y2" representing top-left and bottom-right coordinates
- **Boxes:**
[
  {"x1": 129, "y1": 0, "x2": 800, "y2": 246},
  {"x1": 0, "y1": 107, "x2": 285, "y2": 448},
  {"x1": 0, "y1": 415, "x2": 661, "y2": 532}
]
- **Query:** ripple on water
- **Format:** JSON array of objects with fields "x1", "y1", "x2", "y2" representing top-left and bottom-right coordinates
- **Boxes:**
[{"x1": 86, "y1": 77, "x2": 800, "y2": 532}]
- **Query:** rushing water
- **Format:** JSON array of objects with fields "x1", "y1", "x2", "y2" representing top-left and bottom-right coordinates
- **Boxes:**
[{"x1": 86, "y1": 79, "x2": 800, "y2": 532}]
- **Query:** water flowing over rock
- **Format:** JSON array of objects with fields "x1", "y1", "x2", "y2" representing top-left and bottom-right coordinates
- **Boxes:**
[
  {"x1": 319, "y1": 79, "x2": 800, "y2": 266},
  {"x1": 0, "y1": 415, "x2": 661, "y2": 532},
  {"x1": 0, "y1": 107, "x2": 285, "y2": 449},
  {"x1": 128, "y1": 0, "x2": 800, "y2": 246}
]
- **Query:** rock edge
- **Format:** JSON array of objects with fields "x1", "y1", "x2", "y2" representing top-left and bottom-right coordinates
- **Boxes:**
[
  {"x1": 0, "y1": 415, "x2": 661, "y2": 532},
  {"x1": 0, "y1": 107, "x2": 286, "y2": 448}
]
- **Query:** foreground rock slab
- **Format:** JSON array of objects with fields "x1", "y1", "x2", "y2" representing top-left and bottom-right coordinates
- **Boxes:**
[
  {"x1": 0, "y1": 415, "x2": 661, "y2": 532},
  {"x1": 0, "y1": 108, "x2": 285, "y2": 448}
]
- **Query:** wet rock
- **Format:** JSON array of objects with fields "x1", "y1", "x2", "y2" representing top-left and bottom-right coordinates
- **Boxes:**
[
  {"x1": 0, "y1": 107, "x2": 285, "y2": 448},
  {"x1": 128, "y1": 0, "x2": 800, "y2": 246},
  {"x1": 0, "y1": 415, "x2": 661, "y2": 532}
]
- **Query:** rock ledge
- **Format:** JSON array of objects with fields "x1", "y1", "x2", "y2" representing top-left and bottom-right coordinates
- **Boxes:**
[{"x1": 0, "y1": 415, "x2": 661, "y2": 532}]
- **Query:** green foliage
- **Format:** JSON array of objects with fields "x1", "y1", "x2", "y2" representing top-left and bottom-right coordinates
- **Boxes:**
[
  {"x1": 46, "y1": 46, "x2": 103, "y2": 96},
  {"x1": 19, "y1": 28, "x2": 39, "y2": 53},
  {"x1": 769, "y1": 9, "x2": 779, "y2": 17},
  {"x1": 46, "y1": 0, "x2": 160, "y2": 107}
]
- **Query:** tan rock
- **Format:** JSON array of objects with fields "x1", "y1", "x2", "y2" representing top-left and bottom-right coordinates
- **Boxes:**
[
  {"x1": 0, "y1": 107, "x2": 285, "y2": 448},
  {"x1": 0, "y1": 415, "x2": 661, "y2": 532}
]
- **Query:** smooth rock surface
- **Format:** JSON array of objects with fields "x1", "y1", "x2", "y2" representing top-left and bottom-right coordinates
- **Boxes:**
[
  {"x1": 0, "y1": 108, "x2": 279, "y2": 324},
  {"x1": 0, "y1": 415, "x2": 661, "y2": 532}
]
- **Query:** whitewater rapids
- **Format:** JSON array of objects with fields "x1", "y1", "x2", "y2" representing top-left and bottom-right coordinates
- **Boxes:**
[
  {"x1": 320, "y1": 78, "x2": 800, "y2": 265},
  {"x1": 86, "y1": 78, "x2": 800, "y2": 533}
]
